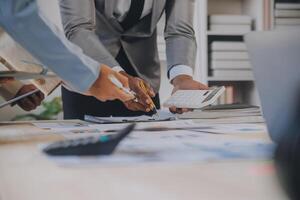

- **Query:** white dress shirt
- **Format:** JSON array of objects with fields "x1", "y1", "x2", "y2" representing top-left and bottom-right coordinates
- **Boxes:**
[{"x1": 112, "y1": 0, "x2": 193, "y2": 81}]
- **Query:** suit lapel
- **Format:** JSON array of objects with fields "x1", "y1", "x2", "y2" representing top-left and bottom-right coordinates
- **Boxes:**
[
  {"x1": 104, "y1": 0, "x2": 116, "y2": 19},
  {"x1": 103, "y1": 0, "x2": 166, "y2": 33},
  {"x1": 104, "y1": 0, "x2": 123, "y2": 32}
]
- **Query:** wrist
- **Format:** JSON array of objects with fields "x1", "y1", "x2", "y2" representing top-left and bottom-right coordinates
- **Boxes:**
[{"x1": 172, "y1": 75, "x2": 193, "y2": 86}]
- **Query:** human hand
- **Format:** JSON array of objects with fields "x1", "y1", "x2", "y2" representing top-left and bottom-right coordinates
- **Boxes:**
[
  {"x1": 170, "y1": 75, "x2": 209, "y2": 114},
  {"x1": 0, "y1": 77, "x2": 14, "y2": 84},
  {"x1": 87, "y1": 65, "x2": 135, "y2": 102},
  {"x1": 15, "y1": 84, "x2": 45, "y2": 111},
  {"x1": 120, "y1": 72, "x2": 155, "y2": 112}
]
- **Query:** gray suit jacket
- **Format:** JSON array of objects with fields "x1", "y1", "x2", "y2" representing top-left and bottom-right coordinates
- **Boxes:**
[{"x1": 59, "y1": 0, "x2": 197, "y2": 92}]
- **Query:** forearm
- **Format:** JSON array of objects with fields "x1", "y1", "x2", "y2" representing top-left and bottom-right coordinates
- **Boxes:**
[
  {"x1": 165, "y1": 0, "x2": 197, "y2": 74},
  {"x1": 165, "y1": 36, "x2": 197, "y2": 72},
  {"x1": 0, "y1": 0, "x2": 100, "y2": 93},
  {"x1": 0, "y1": 80, "x2": 23, "y2": 100}
]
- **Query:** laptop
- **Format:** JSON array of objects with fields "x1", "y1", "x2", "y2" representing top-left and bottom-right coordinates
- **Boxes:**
[{"x1": 245, "y1": 30, "x2": 300, "y2": 142}]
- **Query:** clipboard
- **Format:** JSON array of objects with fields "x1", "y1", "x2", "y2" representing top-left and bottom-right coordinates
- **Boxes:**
[
  {"x1": 84, "y1": 115, "x2": 177, "y2": 124},
  {"x1": 0, "y1": 89, "x2": 40, "y2": 109},
  {"x1": 0, "y1": 71, "x2": 56, "y2": 81}
]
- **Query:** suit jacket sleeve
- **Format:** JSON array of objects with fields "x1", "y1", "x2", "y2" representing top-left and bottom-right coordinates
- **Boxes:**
[
  {"x1": 164, "y1": 0, "x2": 197, "y2": 72},
  {"x1": 0, "y1": 0, "x2": 100, "y2": 93},
  {"x1": 59, "y1": 0, "x2": 119, "y2": 68}
]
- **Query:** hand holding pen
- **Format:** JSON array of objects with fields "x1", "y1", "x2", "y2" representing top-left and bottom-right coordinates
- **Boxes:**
[{"x1": 109, "y1": 73, "x2": 159, "y2": 116}]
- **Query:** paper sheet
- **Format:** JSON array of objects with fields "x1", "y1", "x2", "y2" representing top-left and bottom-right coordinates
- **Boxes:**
[
  {"x1": 46, "y1": 130, "x2": 274, "y2": 166},
  {"x1": 190, "y1": 123, "x2": 268, "y2": 135},
  {"x1": 33, "y1": 121, "x2": 89, "y2": 130},
  {"x1": 84, "y1": 110, "x2": 177, "y2": 124}
]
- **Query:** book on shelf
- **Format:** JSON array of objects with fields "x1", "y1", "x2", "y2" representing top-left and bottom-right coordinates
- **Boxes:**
[
  {"x1": 275, "y1": 10, "x2": 300, "y2": 18},
  {"x1": 211, "y1": 42, "x2": 247, "y2": 51},
  {"x1": 209, "y1": 15, "x2": 252, "y2": 25},
  {"x1": 211, "y1": 52, "x2": 249, "y2": 61},
  {"x1": 264, "y1": 0, "x2": 272, "y2": 30},
  {"x1": 225, "y1": 86, "x2": 235, "y2": 105},
  {"x1": 275, "y1": 18, "x2": 300, "y2": 25},
  {"x1": 209, "y1": 25, "x2": 252, "y2": 33},
  {"x1": 214, "y1": 85, "x2": 235, "y2": 105},
  {"x1": 274, "y1": 25, "x2": 300, "y2": 30},
  {"x1": 212, "y1": 69, "x2": 253, "y2": 78},
  {"x1": 211, "y1": 61, "x2": 252, "y2": 70},
  {"x1": 275, "y1": 3, "x2": 300, "y2": 10}
]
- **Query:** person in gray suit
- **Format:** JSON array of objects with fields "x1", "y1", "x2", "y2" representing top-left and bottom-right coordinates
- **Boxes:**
[{"x1": 59, "y1": 0, "x2": 208, "y2": 119}]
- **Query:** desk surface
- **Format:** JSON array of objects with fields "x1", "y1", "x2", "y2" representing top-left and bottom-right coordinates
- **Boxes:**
[{"x1": 0, "y1": 122, "x2": 287, "y2": 200}]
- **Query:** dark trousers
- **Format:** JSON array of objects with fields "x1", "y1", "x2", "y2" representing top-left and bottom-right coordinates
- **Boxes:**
[{"x1": 62, "y1": 48, "x2": 160, "y2": 120}]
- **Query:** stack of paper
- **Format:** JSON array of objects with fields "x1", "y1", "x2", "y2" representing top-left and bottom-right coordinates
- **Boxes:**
[
  {"x1": 178, "y1": 106, "x2": 264, "y2": 124},
  {"x1": 209, "y1": 15, "x2": 253, "y2": 34},
  {"x1": 210, "y1": 41, "x2": 253, "y2": 79},
  {"x1": 274, "y1": 3, "x2": 300, "y2": 30}
]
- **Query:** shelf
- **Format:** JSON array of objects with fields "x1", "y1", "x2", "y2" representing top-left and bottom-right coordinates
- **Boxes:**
[
  {"x1": 207, "y1": 31, "x2": 252, "y2": 36},
  {"x1": 194, "y1": 0, "x2": 266, "y2": 105},
  {"x1": 207, "y1": 76, "x2": 254, "y2": 81}
]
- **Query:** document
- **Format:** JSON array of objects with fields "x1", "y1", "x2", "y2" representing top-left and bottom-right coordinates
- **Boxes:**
[
  {"x1": 46, "y1": 129, "x2": 274, "y2": 166},
  {"x1": 84, "y1": 110, "x2": 177, "y2": 124},
  {"x1": 33, "y1": 121, "x2": 89, "y2": 130},
  {"x1": 189, "y1": 123, "x2": 268, "y2": 135}
]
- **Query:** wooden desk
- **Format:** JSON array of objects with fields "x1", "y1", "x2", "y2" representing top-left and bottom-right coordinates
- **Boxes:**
[{"x1": 0, "y1": 122, "x2": 287, "y2": 200}]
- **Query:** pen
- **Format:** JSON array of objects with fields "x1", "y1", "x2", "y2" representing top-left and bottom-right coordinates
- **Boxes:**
[
  {"x1": 109, "y1": 75, "x2": 159, "y2": 118},
  {"x1": 139, "y1": 82, "x2": 160, "y2": 118},
  {"x1": 108, "y1": 75, "x2": 136, "y2": 96}
]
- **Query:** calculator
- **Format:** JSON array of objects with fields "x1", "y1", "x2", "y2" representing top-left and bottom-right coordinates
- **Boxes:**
[
  {"x1": 163, "y1": 86, "x2": 225, "y2": 109},
  {"x1": 43, "y1": 124, "x2": 136, "y2": 156}
]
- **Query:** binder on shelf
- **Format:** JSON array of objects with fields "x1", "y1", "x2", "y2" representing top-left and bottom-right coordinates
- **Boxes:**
[
  {"x1": 211, "y1": 61, "x2": 252, "y2": 70},
  {"x1": 211, "y1": 42, "x2": 247, "y2": 51},
  {"x1": 275, "y1": 10, "x2": 300, "y2": 18},
  {"x1": 275, "y1": 3, "x2": 300, "y2": 10},
  {"x1": 209, "y1": 25, "x2": 252, "y2": 33},
  {"x1": 209, "y1": 15, "x2": 252, "y2": 25},
  {"x1": 275, "y1": 18, "x2": 300, "y2": 25},
  {"x1": 211, "y1": 52, "x2": 249, "y2": 61},
  {"x1": 212, "y1": 69, "x2": 253, "y2": 78},
  {"x1": 274, "y1": 25, "x2": 300, "y2": 30}
]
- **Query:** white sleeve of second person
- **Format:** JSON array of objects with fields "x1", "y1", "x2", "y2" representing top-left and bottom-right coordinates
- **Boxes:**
[
  {"x1": 112, "y1": 66, "x2": 125, "y2": 73},
  {"x1": 169, "y1": 65, "x2": 193, "y2": 81},
  {"x1": 0, "y1": 0, "x2": 100, "y2": 93}
]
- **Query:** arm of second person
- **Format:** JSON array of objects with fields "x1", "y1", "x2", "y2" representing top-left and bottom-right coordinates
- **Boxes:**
[{"x1": 0, "y1": 0, "x2": 100, "y2": 93}]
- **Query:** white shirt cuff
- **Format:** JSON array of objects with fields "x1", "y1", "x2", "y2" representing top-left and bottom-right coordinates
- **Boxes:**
[
  {"x1": 112, "y1": 66, "x2": 125, "y2": 72},
  {"x1": 169, "y1": 65, "x2": 193, "y2": 81}
]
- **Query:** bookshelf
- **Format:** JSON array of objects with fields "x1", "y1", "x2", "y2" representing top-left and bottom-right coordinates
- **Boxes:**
[
  {"x1": 157, "y1": 0, "x2": 300, "y2": 105},
  {"x1": 271, "y1": 0, "x2": 300, "y2": 30},
  {"x1": 193, "y1": 0, "x2": 269, "y2": 106},
  {"x1": 157, "y1": 0, "x2": 269, "y2": 105}
]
